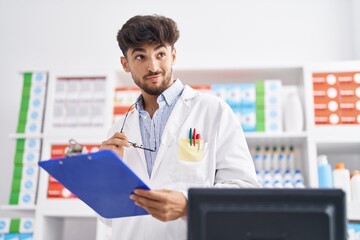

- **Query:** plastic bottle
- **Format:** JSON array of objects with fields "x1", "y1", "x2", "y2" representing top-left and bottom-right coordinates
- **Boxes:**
[
  {"x1": 283, "y1": 169, "x2": 293, "y2": 183},
  {"x1": 317, "y1": 155, "x2": 333, "y2": 188},
  {"x1": 263, "y1": 170, "x2": 273, "y2": 186},
  {"x1": 273, "y1": 180, "x2": 283, "y2": 188},
  {"x1": 350, "y1": 170, "x2": 360, "y2": 201},
  {"x1": 333, "y1": 163, "x2": 351, "y2": 202},
  {"x1": 284, "y1": 180, "x2": 294, "y2": 188},
  {"x1": 253, "y1": 146, "x2": 263, "y2": 172},
  {"x1": 262, "y1": 146, "x2": 271, "y2": 171},
  {"x1": 273, "y1": 170, "x2": 283, "y2": 184},
  {"x1": 263, "y1": 180, "x2": 273, "y2": 188},
  {"x1": 286, "y1": 145, "x2": 296, "y2": 172},
  {"x1": 294, "y1": 179, "x2": 305, "y2": 188},
  {"x1": 284, "y1": 87, "x2": 303, "y2": 132},
  {"x1": 293, "y1": 169, "x2": 304, "y2": 184},
  {"x1": 271, "y1": 146, "x2": 279, "y2": 171},
  {"x1": 278, "y1": 146, "x2": 287, "y2": 174},
  {"x1": 256, "y1": 170, "x2": 263, "y2": 187}
]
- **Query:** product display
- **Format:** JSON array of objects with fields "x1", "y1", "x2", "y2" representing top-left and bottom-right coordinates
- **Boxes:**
[
  {"x1": 3, "y1": 63, "x2": 360, "y2": 240},
  {"x1": 52, "y1": 76, "x2": 107, "y2": 127},
  {"x1": 333, "y1": 163, "x2": 352, "y2": 202},
  {"x1": 351, "y1": 171, "x2": 360, "y2": 202},
  {"x1": 0, "y1": 218, "x2": 34, "y2": 240},
  {"x1": 284, "y1": 87, "x2": 304, "y2": 132},
  {"x1": 9, "y1": 72, "x2": 48, "y2": 206},
  {"x1": 317, "y1": 155, "x2": 333, "y2": 188},
  {"x1": 312, "y1": 72, "x2": 360, "y2": 125},
  {"x1": 252, "y1": 145, "x2": 304, "y2": 188}
]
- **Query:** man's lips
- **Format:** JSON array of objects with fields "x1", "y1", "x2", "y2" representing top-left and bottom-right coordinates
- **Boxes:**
[{"x1": 145, "y1": 74, "x2": 162, "y2": 81}]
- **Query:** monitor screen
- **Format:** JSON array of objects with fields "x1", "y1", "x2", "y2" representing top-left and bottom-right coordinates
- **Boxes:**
[{"x1": 188, "y1": 188, "x2": 346, "y2": 240}]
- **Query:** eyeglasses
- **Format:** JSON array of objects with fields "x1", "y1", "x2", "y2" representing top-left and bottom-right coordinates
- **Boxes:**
[{"x1": 120, "y1": 100, "x2": 156, "y2": 152}]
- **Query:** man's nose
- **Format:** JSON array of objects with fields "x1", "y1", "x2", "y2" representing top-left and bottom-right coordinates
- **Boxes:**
[{"x1": 147, "y1": 58, "x2": 159, "y2": 73}]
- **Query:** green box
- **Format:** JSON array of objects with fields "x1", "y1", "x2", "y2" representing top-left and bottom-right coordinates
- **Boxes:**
[
  {"x1": 10, "y1": 178, "x2": 21, "y2": 192},
  {"x1": 8, "y1": 192, "x2": 19, "y2": 205},
  {"x1": 9, "y1": 218, "x2": 20, "y2": 233}
]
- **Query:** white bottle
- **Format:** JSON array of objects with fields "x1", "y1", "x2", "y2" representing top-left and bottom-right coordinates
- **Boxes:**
[
  {"x1": 253, "y1": 146, "x2": 263, "y2": 172},
  {"x1": 333, "y1": 163, "x2": 351, "y2": 203},
  {"x1": 286, "y1": 145, "x2": 296, "y2": 172},
  {"x1": 263, "y1": 180, "x2": 273, "y2": 188},
  {"x1": 263, "y1": 170, "x2": 273, "y2": 186},
  {"x1": 284, "y1": 87, "x2": 304, "y2": 132},
  {"x1": 273, "y1": 180, "x2": 283, "y2": 188},
  {"x1": 278, "y1": 146, "x2": 287, "y2": 174},
  {"x1": 270, "y1": 146, "x2": 279, "y2": 171},
  {"x1": 273, "y1": 170, "x2": 283, "y2": 184},
  {"x1": 284, "y1": 180, "x2": 294, "y2": 188},
  {"x1": 294, "y1": 179, "x2": 305, "y2": 188},
  {"x1": 293, "y1": 169, "x2": 304, "y2": 184},
  {"x1": 283, "y1": 169, "x2": 293, "y2": 183},
  {"x1": 262, "y1": 146, "x2": 271, "y2": 172},
  {"x1": 256, "y1": 170, "x2": 263, "y2": 187},
  {"x1": 350, "y1": 171, "x2": 360, "y2": 201}
]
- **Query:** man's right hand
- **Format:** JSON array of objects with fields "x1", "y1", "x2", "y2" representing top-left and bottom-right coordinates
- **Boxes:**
[{"x1": 100, "y1": 132, "x2": 130, "y2": 158}]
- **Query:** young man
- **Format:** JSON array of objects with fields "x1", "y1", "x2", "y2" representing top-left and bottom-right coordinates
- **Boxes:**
[{"x1": 100, "y1": 14, "x2": 260, "y2": 240}]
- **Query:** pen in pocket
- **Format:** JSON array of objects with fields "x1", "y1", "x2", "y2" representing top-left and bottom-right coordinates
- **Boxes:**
[{"x1": 196, "y1": 134, "x2": 201, "y2": 151}]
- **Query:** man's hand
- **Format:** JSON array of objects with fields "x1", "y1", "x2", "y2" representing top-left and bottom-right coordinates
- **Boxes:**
[
  {"x1": 130, "y1": 189, "x2": 187, "y2": 222},
  {"x1": 99, "y1": 132, "x2": 130, "y2": 158}
]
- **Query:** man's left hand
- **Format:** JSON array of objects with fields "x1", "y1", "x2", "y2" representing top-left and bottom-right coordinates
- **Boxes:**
[{"x1": 130, "y1": 189, "x2": 187, "y2": 222}]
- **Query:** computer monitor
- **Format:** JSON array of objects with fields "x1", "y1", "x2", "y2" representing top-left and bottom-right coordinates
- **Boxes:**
[{"x1": 188, "y1": 188, "x2": 346, "y2": 240}]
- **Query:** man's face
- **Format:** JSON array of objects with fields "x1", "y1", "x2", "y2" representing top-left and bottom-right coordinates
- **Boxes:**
[{"x1": 121, "y1": 43, "x2": 176, "y2": 96}]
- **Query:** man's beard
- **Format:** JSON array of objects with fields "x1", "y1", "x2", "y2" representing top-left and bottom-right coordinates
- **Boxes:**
[{"x1": 133, "y1": 68, "x2": 173, "y2": 96}]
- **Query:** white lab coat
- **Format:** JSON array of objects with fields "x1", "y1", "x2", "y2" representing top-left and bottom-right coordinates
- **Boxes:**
[{"x1": 105, "y1": 85, "x2": 260, "y2": 240}]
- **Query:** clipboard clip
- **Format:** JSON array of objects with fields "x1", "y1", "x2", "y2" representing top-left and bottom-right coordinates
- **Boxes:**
[{"x1": 65, "y1": 139, "x2": 84, "y2": 157}]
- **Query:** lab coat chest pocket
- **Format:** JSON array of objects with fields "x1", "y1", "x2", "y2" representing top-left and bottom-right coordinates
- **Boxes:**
[{"x1": 169, "y1": 139, "x2": 209, "y2": 184}]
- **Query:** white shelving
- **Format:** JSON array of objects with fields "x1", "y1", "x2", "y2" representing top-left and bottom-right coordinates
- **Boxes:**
[{"x1": 5, "y1": 61, "x2": 360, "y2": 239}]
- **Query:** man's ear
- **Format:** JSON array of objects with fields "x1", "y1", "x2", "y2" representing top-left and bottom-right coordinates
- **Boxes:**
[
  {"x1": 120, "y1": 56, "x2": 130, "y2": 72},
  {"x1": 171, "y1": 48, "x2": 177, "y2": 65}
]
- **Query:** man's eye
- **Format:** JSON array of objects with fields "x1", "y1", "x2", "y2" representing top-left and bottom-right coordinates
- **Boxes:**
[
  {"x1": 135, "y1": 55, "x2": 144, "y2": 60},
  {"x1": 158, "y1": 52, "x2": 166, "y2": 58}
]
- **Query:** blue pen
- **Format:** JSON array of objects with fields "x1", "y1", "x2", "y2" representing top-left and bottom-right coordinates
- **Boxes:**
[{"x1": 189, "y1": 128, "x2": 192, "y2": 146}]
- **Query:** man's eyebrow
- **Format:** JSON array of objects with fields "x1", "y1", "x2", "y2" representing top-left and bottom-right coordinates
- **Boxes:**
[
  {"x1": 131, "y1": 44, "x2": 168, "y2": 55},
  {"x1": 131, "y1": 48, "x2": 145, "y2": 55},
  {"x1": 154, "y1": 44, "x2": 167, "y2": 51}
]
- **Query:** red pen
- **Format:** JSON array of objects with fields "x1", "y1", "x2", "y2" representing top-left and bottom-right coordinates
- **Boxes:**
[
  {"x1": 193, "y1": 128, "x2": 196, "y2": 146},
  {"x1": 196, "y1": 134, "x2": 201, "y2": 151}
]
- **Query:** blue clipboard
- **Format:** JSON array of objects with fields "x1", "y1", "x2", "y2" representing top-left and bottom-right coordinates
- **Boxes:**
[{"x1": 38, "y1": 150, "x2": 150, "y2": 219}]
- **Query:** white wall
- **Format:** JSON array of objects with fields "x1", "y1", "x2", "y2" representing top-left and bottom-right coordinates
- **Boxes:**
[
  {"x1": 0, "y1": 0, "x2": 357, "y2": 207},
  {"x1": 353, "y1": 0, "x2": 360, "y2": 58}
]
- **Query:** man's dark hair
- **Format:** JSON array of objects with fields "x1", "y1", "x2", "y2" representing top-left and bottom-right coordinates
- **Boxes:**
[{"x1": 117, "y1": 15, "x2": 180, "y2": 57}]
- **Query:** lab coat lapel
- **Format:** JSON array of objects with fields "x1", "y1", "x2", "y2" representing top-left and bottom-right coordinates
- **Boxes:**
[
  {"x1": 150, "y1": 86, "x2": 198, "y2": 178},
  {"x1": 124, "y1": 110, "x2": 147, "y2": 172}
]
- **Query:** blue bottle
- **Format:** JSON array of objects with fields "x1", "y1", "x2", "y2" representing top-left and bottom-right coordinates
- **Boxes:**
[{"x1": 317, "y1": 155, "x2": 333, "y2": 188}]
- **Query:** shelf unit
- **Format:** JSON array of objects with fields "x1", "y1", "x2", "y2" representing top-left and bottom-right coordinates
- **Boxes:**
[{"x1": 3, "y1": 61, "x2": 360, "y2": 239}]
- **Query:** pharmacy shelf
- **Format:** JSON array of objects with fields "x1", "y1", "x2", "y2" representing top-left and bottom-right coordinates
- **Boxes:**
[
  {"x1": 245, "y1": 132, "x2": 307, "y2": 144},
  {"x1": 6, "y1": 62, "x2": 358, "y2": 240},
  {"x1": 0, "y1": 205, "x2": 36, "y2": 211},
  {"x1": 311, "y1": 127, "x2": 360, "y2": 143},
  {"x1": 37, "y1": 201, "x2": 96, "y2": 217},
  {"x1": 8, "y1": 133, "x2": 44, "y2": 139}
]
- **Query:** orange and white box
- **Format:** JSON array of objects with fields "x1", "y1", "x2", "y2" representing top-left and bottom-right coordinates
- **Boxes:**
[
  {"x1": 312, "y1": 73, "x2": 342, "y2": 125},
  {"x1": 338, "y1": 72, "x2": 360, "y2": 124}
]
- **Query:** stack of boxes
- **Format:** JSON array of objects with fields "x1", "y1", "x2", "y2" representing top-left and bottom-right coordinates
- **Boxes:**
[
  {"x1": 212, "y1": 80, "x2": 282, "y2": 132},
  {"x1": 264, "y1": 80, "x2": 283, "y2": 132},
  {"x1": 113, "y1": 86, "x2": 141, "y2": 123},
  {"x1": 9, "y1": 72, "x2": 48, "y2": 206},
  {"x1": 0, "y1": 218, "x2": 34, "y2": 239},
  {"x1": 312, "y1": 72, "x2": 360, "y2": 125}
]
